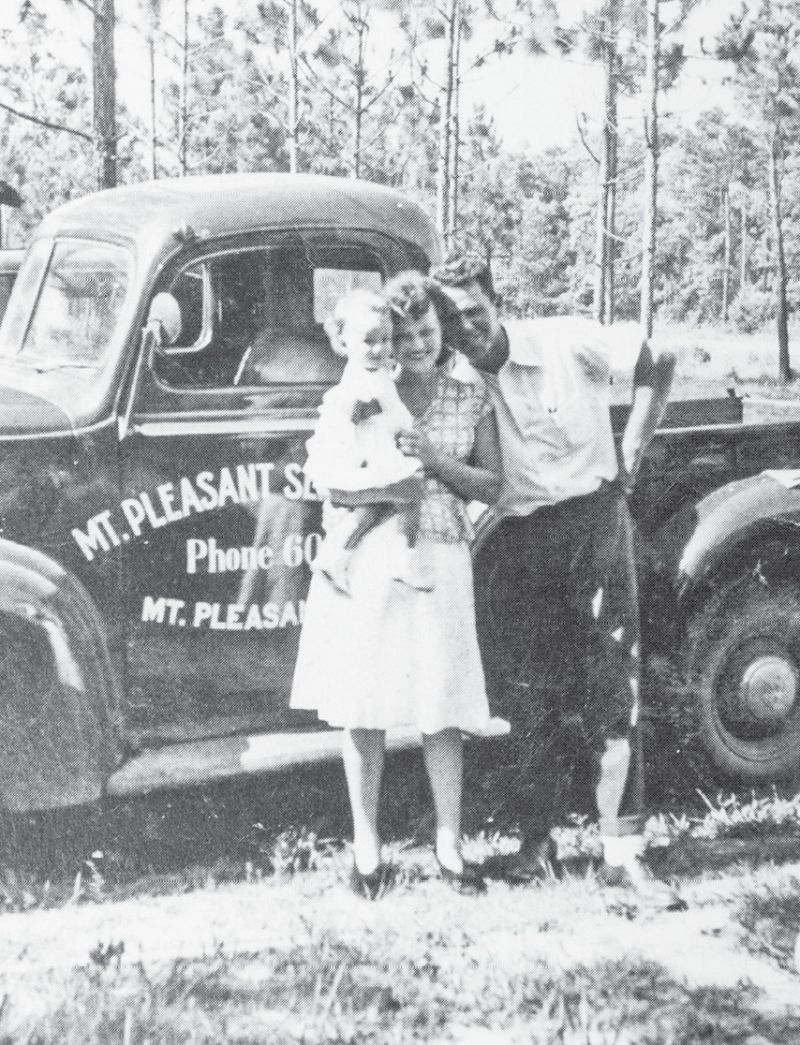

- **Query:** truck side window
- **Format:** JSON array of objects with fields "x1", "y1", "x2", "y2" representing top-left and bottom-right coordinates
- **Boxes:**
[{"x1": 152, "y1": 242, "x2": 384, "y2": 390}]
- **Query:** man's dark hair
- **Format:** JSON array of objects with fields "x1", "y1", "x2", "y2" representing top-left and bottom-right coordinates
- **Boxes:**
[{"x1": 430, "y1": 253, "x2": 497, "y2": 303}]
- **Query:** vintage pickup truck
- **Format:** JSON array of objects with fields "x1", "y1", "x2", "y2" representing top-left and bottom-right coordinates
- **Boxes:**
[{"x1": 0, "y1": 172, "x2": 798, "y2": 818}]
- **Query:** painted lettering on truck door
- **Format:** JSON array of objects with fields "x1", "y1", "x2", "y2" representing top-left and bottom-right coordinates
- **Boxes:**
[{"x1": 90, "y1": 235, "x2": 386, "y2": 742}]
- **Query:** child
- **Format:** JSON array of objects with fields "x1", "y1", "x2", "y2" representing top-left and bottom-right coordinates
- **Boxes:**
[{"x1": 304, "y1": 288, "x2": 431, "y2": 595}]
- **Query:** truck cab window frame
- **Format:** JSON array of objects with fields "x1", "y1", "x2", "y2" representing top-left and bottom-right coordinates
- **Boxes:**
[
  {"x1": 1, "y1": 238, "x2": 133, "y2": 374},
  {"x1": 146, "y1": 239, "x2": 386, "y2": 399}
]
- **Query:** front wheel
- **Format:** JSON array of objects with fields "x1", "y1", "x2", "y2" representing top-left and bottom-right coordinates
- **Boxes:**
[{"x1": 685, "y1": 581, "x2": 800, "y2": 781}]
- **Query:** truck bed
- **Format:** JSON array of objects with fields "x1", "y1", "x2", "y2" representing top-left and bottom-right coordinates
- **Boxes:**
[{"x1": 615, "y1": 394, "x2": 800, "y2": 539}]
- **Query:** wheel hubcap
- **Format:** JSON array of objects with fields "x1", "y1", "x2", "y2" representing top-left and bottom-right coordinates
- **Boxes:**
[{"x1": 738, "y1": 655, "x2": 798, "y2": 723}]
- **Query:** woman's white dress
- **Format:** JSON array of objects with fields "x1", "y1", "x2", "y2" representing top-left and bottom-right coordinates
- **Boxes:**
[{"x1": 290, "y1": 367, "x2": 492, "y2": 735}]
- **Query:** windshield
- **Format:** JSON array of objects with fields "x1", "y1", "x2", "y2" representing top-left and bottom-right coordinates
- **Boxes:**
[{"x1": 0, "y1": 238, "x2": 133, "y2": 371}]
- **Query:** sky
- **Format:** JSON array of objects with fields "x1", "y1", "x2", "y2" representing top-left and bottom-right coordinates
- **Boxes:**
[
  {"x1": 0, "y1": 0, "x2": 740, "y2": 158},
  {"x1": 458, "y1": 0, "x2": 735, "y2": 152}
]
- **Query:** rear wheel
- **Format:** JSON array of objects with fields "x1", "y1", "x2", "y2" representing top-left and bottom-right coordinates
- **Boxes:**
[{"x1": 685, "y1": 581, "x2": 800, "y2": 781}]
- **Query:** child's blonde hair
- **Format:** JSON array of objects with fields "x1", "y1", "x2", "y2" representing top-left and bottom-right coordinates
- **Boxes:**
[{"x1": 323, "y1": 287, "x2": 390, "y2": 357}]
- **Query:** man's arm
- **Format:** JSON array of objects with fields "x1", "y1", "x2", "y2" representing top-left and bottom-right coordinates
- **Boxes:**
[{"x1": 619, "y1": 340, "x2": 676, "y2": 492}]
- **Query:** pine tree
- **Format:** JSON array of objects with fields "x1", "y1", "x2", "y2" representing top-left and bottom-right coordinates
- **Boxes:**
[
  {"x1": 93, "y1": 0, "x2": 117, "y2": 187},
  {"x1": 718, "y1": 0, "x2": 800, "y2": 382}
]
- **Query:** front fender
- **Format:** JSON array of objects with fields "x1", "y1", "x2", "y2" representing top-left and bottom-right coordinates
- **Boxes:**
[
  {"x1": 675, "y1": 473, "x2": 800, "y2": 604},
  {"x1": 0, "y1": 539, "x2": 123, "y2": 811}
]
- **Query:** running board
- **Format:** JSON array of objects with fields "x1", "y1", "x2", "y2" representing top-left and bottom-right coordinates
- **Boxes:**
[{"x1": 105, "y1": 718, "x2": 510, "y2": 798}]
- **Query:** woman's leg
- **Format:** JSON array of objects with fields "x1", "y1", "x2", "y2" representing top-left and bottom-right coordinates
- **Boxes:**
[
  {"x1": 342, "y1": 728, "x2": 385, "y2": 874},
  {"x1": 422, "y1": 728, "x2": 464, "y2": 873}
]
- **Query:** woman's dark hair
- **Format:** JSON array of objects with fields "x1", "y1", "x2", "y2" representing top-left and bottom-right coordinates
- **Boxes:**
[{"x1": 383, "y1": 270, "x2": 463, "y2": 366}]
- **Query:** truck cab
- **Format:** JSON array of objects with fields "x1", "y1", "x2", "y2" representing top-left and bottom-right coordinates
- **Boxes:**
[{"x1": 0, "y1": 174, "x2": 455, "y2": 811}]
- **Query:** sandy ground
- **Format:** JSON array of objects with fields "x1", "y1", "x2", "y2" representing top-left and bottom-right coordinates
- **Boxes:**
[{"x1": 1, "y1": 852, "x2": 798, "y2": 1030}]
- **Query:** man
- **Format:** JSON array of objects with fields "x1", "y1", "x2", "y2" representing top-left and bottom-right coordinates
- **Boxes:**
[{"x1": 433, "y1": 254, "x2": 675, "y2": 887}]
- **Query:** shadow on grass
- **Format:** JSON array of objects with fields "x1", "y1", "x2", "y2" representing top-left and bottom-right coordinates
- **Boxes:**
[
  {"x1": 5, "y1": 942, "x2": 800, "y2": 1045},
  {"x1": 1, "y1": 651, "x2": 799, "y2": 908},
  {"x1": 0, "y1": 750, "x2": 441, "y2": 908}
]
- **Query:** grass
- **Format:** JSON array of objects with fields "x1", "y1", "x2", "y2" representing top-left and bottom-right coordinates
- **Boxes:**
[
  {"x1": 736, "y1": 876, "x2": 800, "y2": 974},
  {"x1": 645, "y1": 792, "x2": 800, "y2": 847},
  {"x1": 9, "y1": 959, "x2": 793, "y2": 1044},
  {"x1": 607, "y1": 319, "x2": 800, "y2": 408},
  {"x1": 4, "y1": 900, "x2": 800, "y2": 1044},
  {"x1": 1, "y1": 774, "x2": 800, "y2": 1041},
  {"x1": 642, "y1": 792, "x2": 800, "y2": 881},
  {"x1": 0, "y1": 741, "x2": 798, "y2": 1042},
  {"x1": 2, "y1": 880, "x2": 800, "y2": 1045}
]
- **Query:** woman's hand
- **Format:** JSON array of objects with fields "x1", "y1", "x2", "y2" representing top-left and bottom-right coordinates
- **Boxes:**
[
  {"x1": 397, "y1": 412, "x2": 501, "y2": 505},
  {"x1": 396, "y1": 426, "x2": 440, "y2": 470}
]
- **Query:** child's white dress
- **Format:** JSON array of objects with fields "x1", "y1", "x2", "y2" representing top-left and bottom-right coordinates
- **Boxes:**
[
  {"x1": 302, "y1": 366, "x2": 420, "y2": 494},
  {"x1": 290, "y1": 367, "x2": 492, "y2": 735}
]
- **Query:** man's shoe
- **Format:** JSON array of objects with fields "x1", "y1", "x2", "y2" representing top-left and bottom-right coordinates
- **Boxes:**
[
  {"x1": 480, "y1": 836, "x2": 558, "y2": 884},
  {"x1": 594, "y1": 858, "x2": 687, "y2": 911},
  {"x1": 594, "y1": 858, "x2": 634, "y2": 889}
]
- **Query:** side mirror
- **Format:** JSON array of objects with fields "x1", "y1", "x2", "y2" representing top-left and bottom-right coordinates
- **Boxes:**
[
  {"x1": 124, "y1": 294, "x2": 182, "y2": 441},
  {"x1": 146, "y1": 292, "x2": 183, "y2": 349}
]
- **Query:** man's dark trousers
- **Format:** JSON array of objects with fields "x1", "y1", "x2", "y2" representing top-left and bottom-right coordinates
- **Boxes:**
[{"x1": 477, "y1": 481, "x2": 644, "y2": 838}]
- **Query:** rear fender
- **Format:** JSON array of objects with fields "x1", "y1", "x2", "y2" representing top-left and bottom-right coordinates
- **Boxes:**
[
  {"x1": 0, "y1": 539, "x2": 123, "y2": 811},
  {"x1": 674, "y1": 474, "x2": 800, "y2": 608}
]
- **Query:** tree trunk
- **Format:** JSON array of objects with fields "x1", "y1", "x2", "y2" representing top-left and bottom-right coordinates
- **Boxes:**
[
  {"x1": 594, "y1": 18, "x2": 609, "y2": 325},
  {"x1": 769, "y1": 135, "x2": 790, "y2": 383},
  {"x1": 739, "y1": 202, "x2": 747, "y2": 303},
  {"x1": 352, "y1": 6, "x2": 366, "y2": 179},
  {"x1": 93, "y1": 0, "x2": 116, "y2": 189},
  {"x1": 436, "y1": 0, "x2": 458, "y2": 244},
  {"x1": 763, "y1": 185, "x2": 771, "y2": 293},
  {"x1": 639, "y1": 0, "x2": 659, "y2": 339},
  {"x1": 607, "y1": 75, "x2": 618, "y2": 325},
  {"x1": 594, "y1": 12, "x2": 619, "y2": 325},
  {"x1": 722, "y1": 185, "x2": 731, "y2": 323},
  {"x1": 446, "y1": 6, "x2": 462, "y2": 248},
  {"x1": 146, "y1": 0, "x2": 161, "y2": 179},
  {"x1": 607, "y1": 46, "x2": 620, "y2": 325},
  {"x1": 148, "y1": 36, "x2": 157, "y2": 179},
  {"x1": 178, "y1": 0, "x2": 189, "y2": 175},
  {"x1": 287, "y1": 0, "x2": 299, "y2": 174}
]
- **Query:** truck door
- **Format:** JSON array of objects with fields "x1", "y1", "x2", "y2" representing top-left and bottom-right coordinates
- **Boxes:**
[{"x1": 118, "y1": 233, "x2": 391, "y2": 744}]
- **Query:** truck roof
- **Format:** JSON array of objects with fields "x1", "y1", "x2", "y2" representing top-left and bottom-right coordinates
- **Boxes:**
[{"x1": 37, "y1": 173, "x2": 443, "y2": 264}]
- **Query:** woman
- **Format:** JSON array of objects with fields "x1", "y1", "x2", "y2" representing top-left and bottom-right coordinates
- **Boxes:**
[{"x1": 290, "y1": 271, "x2": 502, "y2": 897}]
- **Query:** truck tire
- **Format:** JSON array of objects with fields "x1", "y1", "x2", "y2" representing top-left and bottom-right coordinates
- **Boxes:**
[{"x1": 685, "y1": 580, "x2": 800, "y2": 781}]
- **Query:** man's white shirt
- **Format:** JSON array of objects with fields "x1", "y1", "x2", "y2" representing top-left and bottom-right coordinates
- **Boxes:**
[{"x1": 480, "y1": 316, "x2": 638, "y2": 517}]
